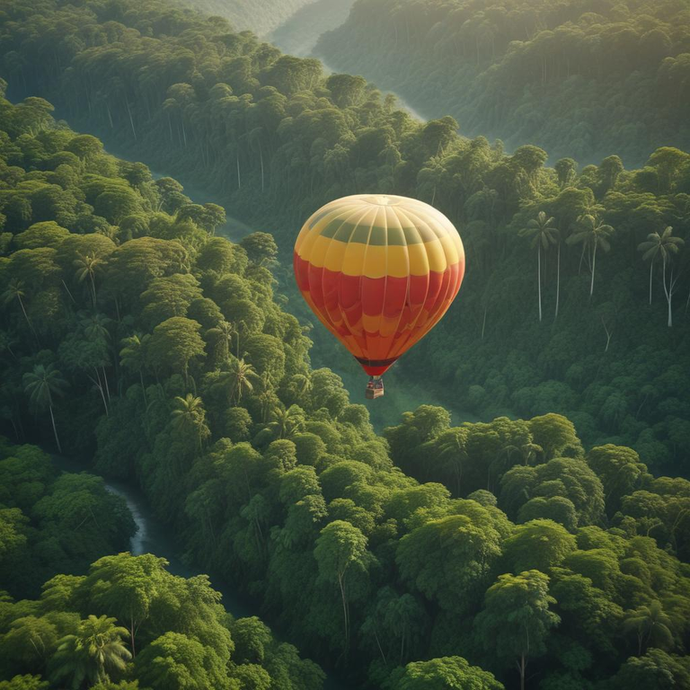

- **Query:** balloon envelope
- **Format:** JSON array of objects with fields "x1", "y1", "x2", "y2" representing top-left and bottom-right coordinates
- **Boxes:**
[{"x1": 294, "y1": 194, "x2": 465, "y2": 377}]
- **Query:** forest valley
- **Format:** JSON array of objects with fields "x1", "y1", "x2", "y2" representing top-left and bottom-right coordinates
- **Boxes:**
[{"x1": 0, "y1": 1, "x2": 690, "y2": 689}]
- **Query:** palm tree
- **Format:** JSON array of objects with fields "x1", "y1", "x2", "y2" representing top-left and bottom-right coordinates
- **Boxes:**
[
  {"x1": 0, "y1": 332, "x2": 18, "y2": 361},
  {"x1": 268, "y1": 404, "x2": 305, "y2": 439},
  {"x1": 79, "y1": 311, "x2": 111, "y2": 342},
  {"x1": 49, "y1": 615, "x2": 131, "y2": 689},
  {"x1": 623, "y1": 601, "x2": 674, "y2": 656},
  {"x1": 206, "y1": 319, "x2": 235, "y2": 362},
  {"x1": 567, "y1": 214, "x2": 615, "y2": 297},
  {"x1": 23, "y1": 364, "x2": 68, "y2": 454},
  {"x1": 171, "y1": 393, "x2": 210, "y2": 452},
  {"x1": 638, "y1": 226, "x2": 684, "y2": 305},
  {"x1": 230, "y1": 357, "x2": 260, "y2": 403},
  {"x1": 74, "y1": 252, "x2": 105, "y2": 307},
  {"x1": 120, "y1": 333, "x2": 148, "y2": 402},
  {"x1": 1, "y1": 278, "x2": 36, "y2": 336},
  {"x1": 438, "y1": 435, "x2": 467, "y2": 495},
  {"x1": 519, "y1": 211, "x2": 558, "y2": 321},
  {"x1": 79, "y1": 311, "x2": 113, "y2": 407}
]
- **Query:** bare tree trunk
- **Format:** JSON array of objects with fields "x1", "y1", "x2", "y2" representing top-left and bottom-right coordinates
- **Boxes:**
[
  {"x1": 102, "y1": 366, "x2": 111, "y2": 402},
  {"x1": 662, "y1": 259, "x2": 673, "y2": 327},
  {"x1": 590, "y1": 243, "x2": 597, "y2": 297},
  {"x1": 17, "y1": 294, "x2": 37, "y2": 338},
  {"x1": 130, "y1": 617, "x2": 136, "y2": 658},
  {"x1": 338, "y1": 572, "x2": 349, "y2": 649},
  {"x1": 140, "y1": 371, "x2": 147, "y2": 407},
  {"x1": 49, "y1": 404, "x2": 62, "y2": 454},
  {"x1": 93, "y1": 368, "x2": 109, "y2": 416},
  {"x1": 126, "y1": 100, "x2": 137, "y2": 140},
  {"x1": 555, "y1": 242, "x2": 560, "y2": 319}
]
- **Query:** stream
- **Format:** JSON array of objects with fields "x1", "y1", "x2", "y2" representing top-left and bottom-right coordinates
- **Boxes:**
[{"x1": 51, "y1": 453, "x2": 351, "y2": 689}]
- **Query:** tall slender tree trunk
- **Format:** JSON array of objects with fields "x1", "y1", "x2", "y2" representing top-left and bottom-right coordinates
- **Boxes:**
[
  {"x1": 102, "y1": 366, "x2": 111, "y2": 402},
  {"x1": 338, "y1": 572, "x2": 349, "y2": 649},
  {"x1": 94, "y1": 368, "x2": 109, "y2": 416},
  {"x1": 48, "y1": 404, "x2": 62, "y2": 454},
  {"x1": 590, "y1": 243, "x2": 597, "y2": 297},
  {"x1": 140, "y1": 371, "x2": 147, "y2": 407},
  {"x1": 519, "y1": 654, "x2": 526, "y2": 690},
  {"x1": 555, "y1": 242, "x2": 560, "y2": 319},
  {"x1": 17, "y1": 294, "x2": 37, "y2": 337},
  {"x1": 130, "y1": 617, "x2": 136, "y2": 658},
  {"x1": 662, "y1": 259, "x2": 673, "y2": 327},
  {"x1": 126, "y1": 100, "x2": 137, "y2": 140},
  {"x1": 373, "y1": 629, "x2": 387, "y2": 665}
]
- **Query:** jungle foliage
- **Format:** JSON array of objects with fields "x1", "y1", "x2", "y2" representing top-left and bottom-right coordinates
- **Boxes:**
[
  {"x1": 0, "y1": 440, "x2": 134, "y2": 600},
  {"x1": 0, "y1": 541, "x2": 323, "y2": 690},
  {"x1": 0, "y1": 89, "x2": 689, "y2": 690},
  {"x1": 2, "y1": 0, "x2": 689, "y2": 471}
]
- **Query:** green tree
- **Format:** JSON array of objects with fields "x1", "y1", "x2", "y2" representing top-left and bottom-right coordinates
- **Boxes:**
[
  {"x1": 49, "y1": 615, "x2": 131, "y2": 689},
  {"x1": 502, "y1": 519, "x2": 576, "y2": 573},
  {"x1": 22, "y1": 364, "x2": 68, "y2": 454},
  {"x1": 146, "y1": 317, "x2": 205, "y2": 385},
  {"x1": 171, "y1": 394, "x2": 210, "y2": 453},
  {"x1": 314, "y1": 520, "x2": 369, "y2": 650},
  {"x1": 567, "y1": 214, "x2": 615, "y2": 297},
  {"x1": 0, "y1": 676, "x2": 49, "y2": 690},
  {"x1": 396, "y1": 512, "x2": 502, "y2": 615},
  {"x1": 638, "y1": 226, "x2": 684, "y2": 305},
  {"x1": 623, "y1": 601, "x2": 675, "y2": 656},
  {"x1": 84, "y1": 553, "x2": 168, "y2": 657},
  {"x1": 229, "y1": 357, "x2": 260, "y2": 403},
  {"x1": 134, "y1": 631, "x2": 229, "y2": 690},
  {"x1": 475, "y1": 570, "x2": 560, "y2": 690},
  {"x1": 519, "y1": 211, "x2": 558, "y2": 322},
  {"x1": 1, "y1": 279, "x2": 36, "y2": 337},
  {"x1": 240, "y1": 232, "x2": 278, "y2": 266},
  {"x1": 609, "y1": 649, "x2": 690, "y2": 689},
  {"x1": 74, "y1": 252, "x2": 105, "y2": 307},
  {"x1": 384, "y1": 656, "x2": 504, "y2": 690},
  {"x1": 119, "y1": 333, "x2": 149, "y2": 399}
]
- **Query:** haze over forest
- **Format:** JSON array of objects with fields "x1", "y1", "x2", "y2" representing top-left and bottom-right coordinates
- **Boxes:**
[{"x1": 1, "y1": 1, "x2": 689, "y2": 690}]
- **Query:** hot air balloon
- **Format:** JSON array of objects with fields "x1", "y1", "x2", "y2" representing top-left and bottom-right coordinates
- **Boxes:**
[{"x1": 293, "y1": 194, "x2": 465, "y2": 399}]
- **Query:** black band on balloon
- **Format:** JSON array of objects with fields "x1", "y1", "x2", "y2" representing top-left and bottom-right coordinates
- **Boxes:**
[{"x1": 355, "y1": 357, "x2": 397, "y2": 367}]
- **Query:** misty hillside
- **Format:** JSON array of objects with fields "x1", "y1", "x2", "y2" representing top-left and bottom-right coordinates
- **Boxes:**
[
  {"x1": 181, "y1": 0, "x2": 316, "y2": 35},
  {"x1": 270, "y1": 0, "x2": 356, "y2": 57},
  {"x1": 316, "y1": 0, "x2": 690, "y2": 165}
]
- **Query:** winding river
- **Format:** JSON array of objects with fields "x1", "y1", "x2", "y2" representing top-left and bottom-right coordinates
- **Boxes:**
[{"x1": 52, "y1": 454, "x2": 350, "y2": 689}]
